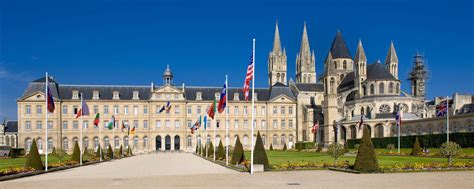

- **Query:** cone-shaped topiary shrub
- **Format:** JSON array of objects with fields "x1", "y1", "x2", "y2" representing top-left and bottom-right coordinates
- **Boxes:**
[
  {"x1": 71, "y1": 141, "x2": 81, "y2": 163},
  {"x1": 96, "y1": 145, "x2": 105, "y2": 160},
  {"x1": 25, "y1": 139, "x2": 44, "y2": 170},
  {"x1": 119, "y1": 145, "x2": 123, "y2": 158},
  {"x1": 411, "y1": 137, "x2": 422, "y2": 156},
  {"x1": 283, "y1": 143, "x2": 287, "y2": 151},
  {"x1": 253, "y1": 131, "x2": 269, "y2": 170},
  {"x1": 195, "y1": 144, "x2": 199, "y2": 154},
  {"x1": 107, "y1": 144, "x2": 114, "y2": 159},
  {"x1": 128, "y1": 146, "x2": 133, "y2": 156},
  {"x1": 353, "y1": 125, "x2": 379, "y2": 173},
  {"x1": 270, "y1": 144, "x2": 273, "y2": 151},
  {"x1": 217, "y1": 140, "x2": 225, "y2": 160},
  {"x1": 207, "y1": 141, "x2": 214, "y2": 158},
  {"x1": 231, "y1": 136, "x2": 245, "y2": 165},
  {"x1": 51, "y1": 147, "x2": 56, "y2": 156}
]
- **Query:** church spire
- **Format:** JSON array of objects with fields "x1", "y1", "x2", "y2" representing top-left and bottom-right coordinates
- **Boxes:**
[
  {"x1": 295, "y1": 22, "x2": 316, "y2": 84},
  {"x1": 385, "y1": 40, "x2": 399, "y2": 64},
  {"x1": 272, "y1": 21, "x2": 282, "y2": 54},
  {"x1": 299, "y1": 22, "x2": 310, "y2": 56},
  {"x1": 330, "y1": 30, "x2": 351, "y2": 59},
  {"x1": 354, "y1": 39, "x2": 367, "y2": 63}
]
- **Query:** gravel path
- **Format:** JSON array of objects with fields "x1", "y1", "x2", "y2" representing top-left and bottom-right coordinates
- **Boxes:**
[{"x1": 1, "y1": 153, "x2": 473, "y2": 189}]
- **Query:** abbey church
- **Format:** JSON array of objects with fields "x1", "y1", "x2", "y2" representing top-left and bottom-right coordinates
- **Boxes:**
[{"x1": 15, "y1": 22, "x2": 473, "y2": 154}]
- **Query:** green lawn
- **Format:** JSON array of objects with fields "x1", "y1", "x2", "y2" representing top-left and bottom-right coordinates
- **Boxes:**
[
  {"x1": 0, "y1": 155, "x2": 70, "y2": 170},
  {"x1": 244, "y1": 148, "x2": 474, "y2": 167}
]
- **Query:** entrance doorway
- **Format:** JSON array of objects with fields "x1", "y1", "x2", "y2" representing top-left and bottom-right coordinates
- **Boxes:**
[
  {"x1": 174, "y1": 135, "x2": 180, "y2": 150},
  {"x1": 165, "y1": 135, "x2": 171, "y2": 150},
  {"x1": 156, "y1": 135, "x2": 162, "y2": 151}
]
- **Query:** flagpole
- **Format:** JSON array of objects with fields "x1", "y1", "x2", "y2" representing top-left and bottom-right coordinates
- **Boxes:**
[
  {"x1": 80, "y1": 93, "x2": 83, "y2": 166},
  {"x1": 398, "y1": 113, "x2": 400, "y2": 155},
  {"x1": 99, "y1": 116, "x2": 102, "y2": 162},
  {"x1": 206, "y1": 116, "x2": 208, "y2": 159},
  {"x1": 225, "y1": 75, "x2": 229, "y2": 166},
  {"x1": 213, "y1": 104, "x2": 217, "y2": 161},
  {"x1": 113, "y1": 118, "x2": 115, "y2": 159},
  {"x1": 446, "y1": 96, "x2": 449, "y2": 143},
  {"x1": 250, "y1": 38, "x2": 255, "y2": 174},
  {"x1": 45, "y1": 72, "x2": 49, "y2": 172}
]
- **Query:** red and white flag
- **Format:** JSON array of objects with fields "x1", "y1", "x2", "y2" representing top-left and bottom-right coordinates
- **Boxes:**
[
  {"x1": 243, "y1": 53, "x2": 254, "y2": 101},
  {"x1": 76, "y1": 96, "x2": 90, "y2": 119},
  {"x1": 311, "y1": 121, "x2": 319, "y2": 134}
]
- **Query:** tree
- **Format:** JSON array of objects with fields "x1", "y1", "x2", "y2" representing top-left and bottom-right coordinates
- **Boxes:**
[
  {"x1": 410, "y1": 137, "x2": 422, "y2": 156},
  {"x1": 231, "y1": 136, "x2": 245, "y2": 165},
  {"x1": 253, "y1": 131, "x2": 270, "y2": 170},
  {"x1": 71, "y1": 141, "x2": 81, "y2": 164},
  {"x1": 82, "y1": 147, "x2": 90, "y2": 162},
  {"x1": 207, "y1": 141, "x2": 214, "y2": 158},
  {"x1": 282, "y1": 143, "x2": 287, "y2": 151},
  {"x1": 327, "y1": 143, "x2": 345, "y2": 164},
  {"x1": 107, "y1": 144, "x2": 114, "y2": 159},
  {"x1": 439, "y1": 141, "x2": 461, "y2": 166},
  {"x1": 96, "y1": 145, "x2": 105, "y2": 160},
  {"x1": 55, "y1": 149, "x2": 67, "y2": 163},
  {"x1": 195, "y1": 144, "x2": 199, "y2": 154},
  {"x1": 25, "y1": 139, "x2": 44, "y2": 170},
  {"x1": 51, "y1": 147, "x2": 57, "y2": 156},
  {"x1": 269, "y1": 144, "x2": 273, "y2": 151},
  {"x1": 353, "y1": 125, "x2": 379, "y2": 173},
  {"x1": 217, "y1": 140, "x2": 225, "y2": 160},
  {"x1": 386, "y1": 144, "x2": 395, "y2": 153}
]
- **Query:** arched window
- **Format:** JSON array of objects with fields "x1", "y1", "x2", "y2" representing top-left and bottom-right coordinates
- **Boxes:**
[
  {"x1": 262, "y1": 135, "x2": 266, "y2": 145},
  {"x1": 334, "y1": 61, "x2": 337, "y2": 69},
  {"x1": 37, "y1": 138, "x2": 43, "y2": 150},
  {"x1": 389, "y1": 82, "x2": 394, "y2": 93},
  {"x1": 104, "y1": 137, "x2": 109, "y2": 149},
  {"x1": 25, "y1": 138, "x2": 32, "y2": 151},
  {"x1": 243, "y1": 135, "x2": 248, "y2": 146},
  {"x1": 379, "y1": 83, "x2": 384, "y2": 94},
  {"x1": 360, "y1": 107, "x2": 365, "y2": 115},
  {"x1": 307, "y1": 75, "x2": 311, "y2": 83},
  {"x1": 273, "y1": 135, "x2": 278, "y2": 145},
  {"x1": 330, "y1": 78, "x2": 335, "y2": 93},
  {"x1": 343, "y1": 60, "x2": 347, "y2": 70},
  {"x1": 124, "y1": 136, "x2": 129, "y2": 148},
  {"x1": 281, "y1": 134, "x2": 286, "y2": 147},
  {"x1": 93, "y1": 137, "x2": 99, "y2": 149},
  {"x1": 281, "y1": 73, "x2": 285, "y2": 82},
  {"x1": 362, "y1": 85, "x2": 367, "y2": 96},
  {"x1": 277, "y1": 73, "x2": 280, "y2": 82},
  {"x1": 370, "y1": 84, "x2": 375, "y2": 95},
  {"x1": 396, "y1": 83, "x2": 400, "y2": 93},
  {"x1": 340, "y1": 74, "x2": 344, "y2": 81},
  {"x1": 114, "y1": 136, "x2": 120, "y2": 148},
  {"x1": 83, "y1": 137, "x2": 89, "y2": 149},
  {"x1": 134, "y1": 136, "x2": 139, "y2": 147},
  {"x1": 62, "y1": 138, "x2": 68, "y2": 150}
]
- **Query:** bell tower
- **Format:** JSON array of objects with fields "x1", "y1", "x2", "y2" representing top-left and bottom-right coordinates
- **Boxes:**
[{"x1": 268, "y1": 22, "x2": 288, "y2": 86}]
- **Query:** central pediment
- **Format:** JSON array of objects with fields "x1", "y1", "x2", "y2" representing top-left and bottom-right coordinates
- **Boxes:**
[{"x1": 151, "y1": 85, "x2": 184, "y2": 100}]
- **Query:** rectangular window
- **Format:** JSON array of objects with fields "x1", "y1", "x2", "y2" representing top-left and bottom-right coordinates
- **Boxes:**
[
  {"x1": 134, "y1": 106, "x2": 138, "y2": 115},
  {"x1": 226, "y1": 120, "x2": 230, "y2": 128},
  {"x1": 281, "y1": 120, "x2": 286, "y2": 129},
  {"x1": 175, "y1": 105, "x2": 180, "y2": 114},
  {"x1": 261, "y1": 106, "x2": 265, "y2": 115},
  {"x1": 187, "y1": 120, "x2": 192, "y2": 128},
  {"x1": 244, "y1": 120, "x2": 248, "y2": 129},
  {"x1": 175, "y1": 120, "x2": 180, "y2": 128},
  {"x1": 62, "y1": 121, "x2": 68, "y2": 130},
  {"x1": 197, "y1": 106, "x2": 201, "y2": 114},
  {"x1": 273, "y1": 107, "x2": 277, "y2": 115},
  {"x1": 166, "y1": 120, "x2": 171, "y2": 128},
  {"x1": 187, "y1": 106, "x2": 192, "y2": 114},
  {"x1": 261, "y1": 120, "x2": 266, "y2": 128},
  {"x1": 234, "y1": 120, "x2": 239, "y2": 129},
  {"x1": 26, "y1": 121, "x2": 31, "y2": 130},
  {"x1": 73, "y1": 121, "x2": 78, "y2": 129},
  {"x1": 156, "y1": 120, "x2": 161, "y2": 128},
  {"x1": 36, "y1": 121, "x2": 42, "y2": 130},
  {"x1": 143, "y1": 120, "x2": 148, "y2": 129},
  {"x1": 37, "y1": 105, "x2": 42, "y2": 115},
  {"x1": 253, "y1": 119, "x2": 256, "y2": 129},
  {"x1": 47, "y1": 121, "x2": 53, "y2": 130},
  {"x1": 243, "y1": 106, "x2": 248, "y2": 115},
  {"x1": 289, "y1": 107, "x2": 293, "y2": 115},
  {"x1": 281, "y1": 107, "x2": 285, "y2": 115},
  {"x1": 143, "y1": 106, "x2": 148, "y2": 115},
  {"x1": 26, "y1": 105, "x2": 31, "y2": 115},
  {"x1": 62, "y1": 105, "x2": 67, "y2": 115},
  {"x1": 83, "y1": 121, "x2": 89, "y2": 130},
  {"x1": 114, "y1": 105, "x2": 119, "y2": 115},
  {"x1": 234, "y1": 106, "x2": 239, "y2": 115},
  {"x1": 73, "y1": 105, "x2": 78, "y2": 115},
  {"x1": 104, "y1": 105, "x2": 109, "y2": 115},
  {"x1": 133, "y1": 120, "x2": 138, "y2": 129},
  {"x1": 273, "y1": 120, "x2": 277, "y2": 129},
  {"x1": 124, "y1": 105, "x2": 129, "y2": 115},
  {"x1": 226, "y1": 107, "x2": 230, "y2": 114},
  {"x1": 93, "y1": 105, "x2": 99, "y2": 114},
  {"x1": 289, "y1": 119, "x2": 293, "y2": 128}
]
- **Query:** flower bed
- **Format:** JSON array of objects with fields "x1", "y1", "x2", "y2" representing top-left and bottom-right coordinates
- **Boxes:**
[
  {"x1": 271, "y1": 160, "x2": 350, "y2": 171},
  {"x1": 380, "y1": 161, "x2": 474, "y2": 172}
]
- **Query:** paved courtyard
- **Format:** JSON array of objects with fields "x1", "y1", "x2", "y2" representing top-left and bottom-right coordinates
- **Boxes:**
[{"x1": 1, "y1": 152, "x2": 473, "y2": 189}]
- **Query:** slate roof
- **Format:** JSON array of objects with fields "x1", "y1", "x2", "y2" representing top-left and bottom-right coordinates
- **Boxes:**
[
  {"x1": 5, "y1": 121, "x2": 18, "y2": 133},
  {"x1": 20, "y1": 76, "x2": 296, "y2": 102},
  {"x1": 337, "y1": 72, "x2": 355, "y2": 93},
  {"x1": 330, "y1": 31, "x2": 352, "y2": 59},
  {"x1": 366, "y1": 61, "x2": 397, "y2": 81},
  {"x1": 293, "y1": 83, "x2": 324, "y2": 92}
]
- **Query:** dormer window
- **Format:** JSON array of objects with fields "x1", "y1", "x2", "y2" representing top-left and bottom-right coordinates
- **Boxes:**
[
  {"x1": 254, "y1": 93, "x2": 258, "y2": 101},
  {"x1": 133, "y1": 91, "x2": 139, "y2": 100},
  {"x1": 233, "y1": 93, "x2": 239, "y2": 101},
  {"x1": 72, "y1": 90, "x2": 79, "y2": 99},
  {"x1": 93, "y1": 90, "x2": 100, "y2": 100},
  {"x1": 113, "y1": 91, "x2": 120, "y2": 100},
  {"x1": 196, "y1": 92, "x2": 202, "y2": 101}
]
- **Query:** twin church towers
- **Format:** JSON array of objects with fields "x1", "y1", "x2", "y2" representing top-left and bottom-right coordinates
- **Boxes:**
[{"x1": 268, "y1": 22, "x2": 316, "y2": 87}]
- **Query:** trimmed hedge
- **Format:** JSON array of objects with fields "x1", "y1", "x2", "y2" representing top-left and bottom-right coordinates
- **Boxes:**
[
  {"x1": 347, "y1": 132, "x2": 474, "y2": 149},
  {"x1": 295, "y1": 142, "x2": 316, "y2": 150},
  {"x1": 9, "y1": 148, "x2": 25, "y2": 158}
]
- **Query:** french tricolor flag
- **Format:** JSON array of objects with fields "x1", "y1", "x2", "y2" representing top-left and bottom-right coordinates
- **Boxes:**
[{"x1": 46, "y1": 86, "x2": 55, "y2": 113}]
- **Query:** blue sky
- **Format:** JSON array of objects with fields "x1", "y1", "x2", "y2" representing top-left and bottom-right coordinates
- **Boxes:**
[{"x1": 1, "y1": 0, "x2": 473, "y2": 120}]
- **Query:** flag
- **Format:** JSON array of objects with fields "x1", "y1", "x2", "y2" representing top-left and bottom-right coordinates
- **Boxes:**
[
  {"x1": 217, "y1": 84, "x2": 227, "y2": 113},
  {"x1": 107, "y1": 115, "x2": 115, "y2": 130},
  {"x1": 358, "y1": 115, "x2": 364, "y2": 130},
  {"x1": 46, "y1": 86, "x2": 55, "y2": 113},
  {"x1": 243, "y1": 53, "x2": 254, "y2": 101},
  {"x1": 130, "y1": 126, "x2": 135, "y2": 135},
  {"x1": 436, "y1": 100, "x2": 448, "y2": 117},
  {"x1": 203, "y1": 116, "x2": 208, "y2": 130},
  {"x1": 311, "y1": 121, "x2": 319, "y2": 134},
  {"x1": 208, "y1": 99, "x2": 216, "y2": 119},
  {"x1": 165, "y1": 102, "x2": 172, "y2": 113},
  {"x1": 158, "y1": 106, "x2": 165, "y2": 114},
  {"x1": 121, "y1": 120, "x2": 127, "y2": 133},
  {"x1": 395, "y1": 106, "x2": 402, "y2": 128},
  {"x1": 76, "y1": 97, "x2": 90, "y2": 118},
  {"x1": 198, "y1": 115, "x2": 202, "y2": 129},
  {"x1": 93, "y1": 113, "x2": 100, "y2": 127}
]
